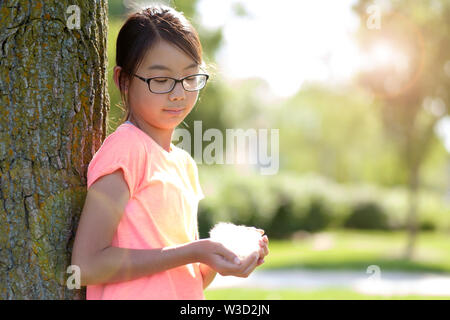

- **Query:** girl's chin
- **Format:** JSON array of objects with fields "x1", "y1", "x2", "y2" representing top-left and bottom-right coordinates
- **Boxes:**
[{"x1": 156, "y1": 119, "x2": 184, "y2": 130}]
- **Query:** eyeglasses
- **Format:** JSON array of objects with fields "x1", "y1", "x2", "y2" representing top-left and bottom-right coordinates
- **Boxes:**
[{"x1": 133, "y1": 73, "x2": 209, "y2": 94}]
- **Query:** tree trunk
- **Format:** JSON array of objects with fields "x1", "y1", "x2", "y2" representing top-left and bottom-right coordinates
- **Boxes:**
[
  {"x1": 403, "y1": 164, "x2": 420, "y2": 260},
  {"x1": 0, "y1": 0, "x2": 109, "y2": 299}
]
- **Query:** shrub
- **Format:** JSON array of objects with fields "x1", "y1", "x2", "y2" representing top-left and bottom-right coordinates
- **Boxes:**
[
  {"x1": 344, "y1": 202, "x2": 390, "y2": 230},
  {"x1": 266, "y1": 196, "x2": 298, "y2": 239},
  {"x1": 299, "y1": 197, "x2": 332, "y2": 232},
  {"x1": 419, "y1": 219, "x2": 437, "y2": 231},
  {"x1": 197, "y1": 206, "x2": 215, "y2": 239},
  {"x1": 197, "y1": 167, "x2": 450, "y2": 239}
]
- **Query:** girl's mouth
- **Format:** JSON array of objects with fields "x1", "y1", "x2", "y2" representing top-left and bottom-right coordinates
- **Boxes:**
[{"x1": 163, "y1": 108, "x2": 184, "y2": 115}]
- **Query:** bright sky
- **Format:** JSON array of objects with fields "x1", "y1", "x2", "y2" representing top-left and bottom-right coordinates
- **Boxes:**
[{"x1": 197, "y1": 0, "x2": 361, "y2": 98}]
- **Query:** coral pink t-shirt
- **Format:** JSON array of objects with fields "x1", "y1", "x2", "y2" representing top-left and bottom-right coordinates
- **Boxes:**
[{"x1": 85, "y1": 121, "x2": 205, "y2": 300}]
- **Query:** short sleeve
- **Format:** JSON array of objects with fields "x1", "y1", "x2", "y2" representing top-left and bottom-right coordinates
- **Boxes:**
[
  {"x1": 185, "y1": 153, "x2": 205, "y2": 201},
  {"x1": 87, "y1": 130, "x2": 147, "y2": 199}
]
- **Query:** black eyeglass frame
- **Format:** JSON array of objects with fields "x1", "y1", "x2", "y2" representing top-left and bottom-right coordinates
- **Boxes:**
[{"x1": 133, "y1": 73, "x2": 210, "y2": 94}]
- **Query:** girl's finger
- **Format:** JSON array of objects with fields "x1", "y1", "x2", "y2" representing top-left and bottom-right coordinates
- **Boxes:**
[
  {"x1": 256, "y1": 257, "x2": 265, "y2": 266},
  {"x1": 259, "y1": 238, "x2": 269, "y2": 250},
  {"x1": 242, "y1": 253, "x2": 259, "y2": 275},
  {"x1": 258, "y1": 247, "x2": 265, "y2": 258},
  {"x1": 258, "y1": 243, "x2": 268, "y2": 257},
  {"x1": 218, "y1": 246, "x2": 241, "y2": 265},
  {"x1": 240, "y1": 252, "x2": 256, "y2": 267},
  {"x1": 260, "y1": 236, "x2": 268, "y2": 245}
]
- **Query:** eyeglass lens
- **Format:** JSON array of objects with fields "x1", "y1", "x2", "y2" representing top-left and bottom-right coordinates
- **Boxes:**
[{"x1": 149, "y1": 75, "x2": 207, "y2": 93}]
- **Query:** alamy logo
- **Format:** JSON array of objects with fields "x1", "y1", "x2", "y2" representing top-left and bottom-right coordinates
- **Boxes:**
[
  {"x1": 66, "y1": 5, "x2": 81, "y2": 30},
  {"x1": 174, "y1": 121, "x2": 279, "y2": 175},
  {"x1": 366, "y1": 4, "x2": 381, "y2": 30},
  {"x1": 66, "y1": 265, "x2": 81, "y2": 289},
  {"x1": 366, "y1": 265, "x2": 381, "y2": 282}
]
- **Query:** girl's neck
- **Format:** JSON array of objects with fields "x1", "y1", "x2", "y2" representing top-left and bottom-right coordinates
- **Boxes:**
[{"x1": 128, "y1": 115, "x2": 173, "y2": 152}]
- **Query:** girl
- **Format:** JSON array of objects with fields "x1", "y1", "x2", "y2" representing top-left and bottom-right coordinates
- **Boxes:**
[{"x1": 71, "y1": 4, "x2": 269, "y2": 300}]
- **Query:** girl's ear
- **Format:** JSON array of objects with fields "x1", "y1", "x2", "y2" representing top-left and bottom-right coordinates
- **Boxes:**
[{"x1": 113, "y1": 66, "x2": 129, "y2": 92}]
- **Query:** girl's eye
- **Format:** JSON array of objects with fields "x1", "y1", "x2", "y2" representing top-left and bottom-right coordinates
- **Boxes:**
[{"x1": 154, "y1": 79, "x2": 168, "y2": 83}]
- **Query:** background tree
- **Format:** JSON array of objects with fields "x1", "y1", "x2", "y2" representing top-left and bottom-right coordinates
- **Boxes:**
[
  {"x1": 0, "y1": 0, "x2": 109, "y2": 299},
  {"x1": 353, "y1": 0, "x2": 450, "y2": 259}
]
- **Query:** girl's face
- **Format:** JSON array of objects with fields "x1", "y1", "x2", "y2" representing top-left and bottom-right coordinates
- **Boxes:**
[{"x1": 126, "y1": 40, "x2": 200, "y2": 130}]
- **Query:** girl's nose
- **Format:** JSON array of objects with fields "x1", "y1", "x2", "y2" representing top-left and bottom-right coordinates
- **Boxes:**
[{"x1": 169, "y1": 81, "x2": 186, "y2": 100}]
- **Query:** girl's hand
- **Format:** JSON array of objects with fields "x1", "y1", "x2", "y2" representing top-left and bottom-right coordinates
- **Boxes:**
[
  {"x1": 255, "y1": 229, "x2": 269, "y2": 267},
  {"x1": 193, "y1": 239, "x2": 260, "y2": 278}
]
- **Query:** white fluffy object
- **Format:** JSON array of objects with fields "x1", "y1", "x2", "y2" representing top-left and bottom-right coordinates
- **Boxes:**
[{"x1": 209, "y1": 222, "x2": 262, "y2": 260}]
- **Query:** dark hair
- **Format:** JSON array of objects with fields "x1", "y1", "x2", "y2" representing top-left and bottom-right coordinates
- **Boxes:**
[{"x1": 115, "y1": 3, "x2": 206, "y2": 123}]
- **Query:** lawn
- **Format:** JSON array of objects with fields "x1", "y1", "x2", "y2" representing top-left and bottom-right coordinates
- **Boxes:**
[
  {"x1": 204, "y1": 288, "x2": 450, "y2": 300},
  {"x1": 204, "y1": 230, "x2": 450, "y2": 300},
  {"x1": 257, "y1": 230, "x2": 450, "y2": 273}
]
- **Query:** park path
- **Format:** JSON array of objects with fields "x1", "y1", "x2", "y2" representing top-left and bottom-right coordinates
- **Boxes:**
[{"x1": 208, "y1": 269, "x2": 450, "y2": 297}]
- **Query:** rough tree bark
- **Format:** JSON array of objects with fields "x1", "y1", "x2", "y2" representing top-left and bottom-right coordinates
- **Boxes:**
[{"x1": 0, "y1": 0, "x2": 109, "y2": 299}]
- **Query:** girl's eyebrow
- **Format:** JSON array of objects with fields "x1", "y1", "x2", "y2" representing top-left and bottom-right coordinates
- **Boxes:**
[{"x1": 147, "y1": 63, "x2": 198, "y2": 71}]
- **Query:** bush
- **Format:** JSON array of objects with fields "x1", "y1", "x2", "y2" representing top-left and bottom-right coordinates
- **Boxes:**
[
  {"x1": 197, "y1": 206, "x2": 215, "y2": 239},
  {"x1": 419, "y1": 219, "x2": 437, "y2": 231},
  {"x1": 344, "y1": 202, "x2": 389, "y2": 230},
  {"x1": 197, "y1": 167, "x2": 450, "y2": 239},
  {"x1": 266, "y1": 196, "x2": 298, "y2": 239},
  {"x1": 267, "y1": 194, "x2": 333, "y2": 238},
  {"x1": 299, "y1": 197, "x2": 332, "y2": 232},
  {"x1": 197, "y1": 167, "x2": 280, "y2": 238}
]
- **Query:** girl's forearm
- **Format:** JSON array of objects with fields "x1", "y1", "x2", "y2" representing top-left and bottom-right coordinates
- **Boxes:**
[
  {"x1": 200, "y1": 263, "x2": 217, "y2": 289},
  {"x1": 77, "y1": 242, "x2": 198, "y2": 286}
]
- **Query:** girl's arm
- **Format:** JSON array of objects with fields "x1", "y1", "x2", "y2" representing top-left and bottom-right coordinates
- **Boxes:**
[
  {"x1": 199, "y1": 263, "x2": 217, "y2": 289},
  {"x1": 72, "y1": 170, "x2": 198, "y2": 285},
  {"x1": 78, "y1": 243, "x2": 198, "y2": 286},
  {"x1": 195, "y1": 232, "x2": 217, "y2": 289},
  {"x1": 72, "y1": 169, "x2": 251, "y2": 286}
]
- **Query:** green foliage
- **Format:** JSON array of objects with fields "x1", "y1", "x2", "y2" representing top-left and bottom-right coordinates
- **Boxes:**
[
  {"x1": 300, "y1": 197, "x2": 333, "y2": 233},
  {"x1": 197, "y1": 167, "x2": 280, "y2": 238},
  {"x1": 268, "y1": 195, "x2": 332, "y2": 239},
  {"x1": 352, "y1": 1, "x2": 450, "y2": 248},
  {"x1": 198, "y1": 167, "x2": 450, "y2": 239},
  {"x1": 344, "y1": 202, "x2": 389, "y2": 230},
  {"x1": 108, "y1": 0, "x2": 126, "y2": 18},
  {"x1": 419, "y1": 219, "x2": 437, "y2": 231},
  {"x1": 106, "y1": 18, "x2": 124, "y2": 135},
  {"x1": 270, "y1": 85, "x2": 414, "y2": 186}
]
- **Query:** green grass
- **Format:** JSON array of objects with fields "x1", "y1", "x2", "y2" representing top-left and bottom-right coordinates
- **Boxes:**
[
  {"x1": 204, "y1": 288, "x2": 450, "y2": 300},
  {"x1": 204, "y1": 230, "x2": 450, "y2": 300},
  {"x1": 258, "y1": 230, "x2": 450, "y2": 273}
]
